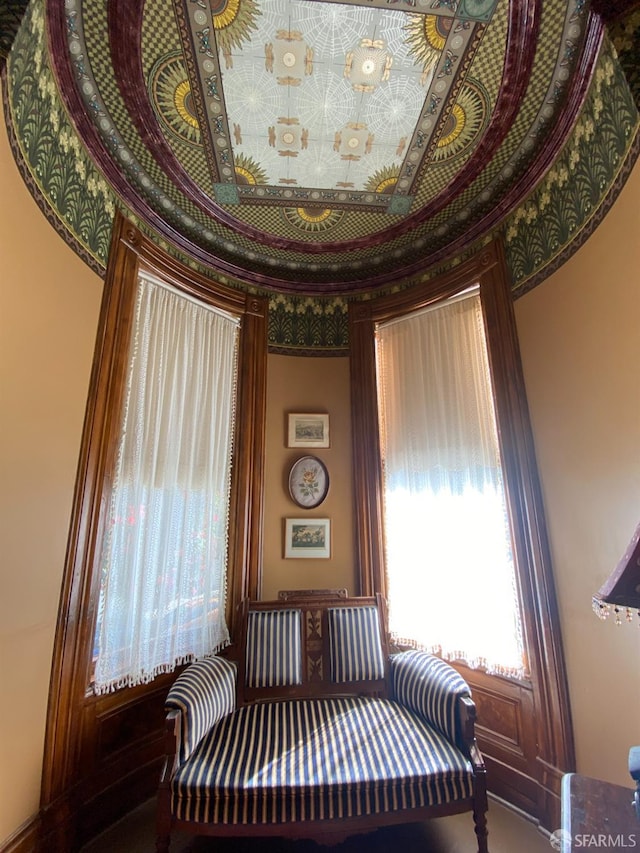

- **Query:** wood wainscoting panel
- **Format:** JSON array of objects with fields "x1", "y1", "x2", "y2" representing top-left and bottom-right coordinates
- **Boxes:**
[
  {"x1": 458, "y1": 663, "x2": 541, "y2": 816},
  {"x1": 70, "y1": 675, "x2": 178, "y2": 844},
  {"x1": 93, "y1": 681, "x2": 170, "y2": 765}
]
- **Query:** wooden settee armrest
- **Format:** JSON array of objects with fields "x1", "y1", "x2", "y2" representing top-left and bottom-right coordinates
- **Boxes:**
[
  {"x1": 158, "y1": 709, "x2": 180, "y2": 785},
  {"x1": 390, "y1": 649, "x2": 479, "y2": 756},
  {"x1": 460, "y1": 694, "x2": 486, "y2": 771},
  {"x1": 164, "y1": 656, "x2": 237, "y2": 766}
]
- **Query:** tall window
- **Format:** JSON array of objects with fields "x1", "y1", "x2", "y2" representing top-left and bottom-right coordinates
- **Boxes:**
[
  {"x1": 348, "y1": 243, "x2": 574, "y2": 828},
  {"x1": 42, "y1": 217, "x2": 267, "y2": 824},
  {"x1": 375, "y1": 289, "x2": 525, "y2": 677},
  {"x1": 92, "y1": 272, "x2": 240, "y2": 694}
]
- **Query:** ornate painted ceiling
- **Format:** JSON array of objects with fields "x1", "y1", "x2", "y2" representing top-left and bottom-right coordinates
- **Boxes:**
[
  {"x1": 2, "y1": 0, "x2": 639, "y2": 350},
  {"x1": 12, "y1": 0, "x2": 627, "y2": 295}
]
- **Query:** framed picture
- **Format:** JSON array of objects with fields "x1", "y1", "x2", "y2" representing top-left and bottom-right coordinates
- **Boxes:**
[
  {"x1": 284, "y1": 518, "x2": 331, "y2": 559},
  {"x1": 288, "y1": 456, "x2": 330, "y2": 509},
  {"x1": 287, "y1": 413, "x2": 330, "y2": 448}
]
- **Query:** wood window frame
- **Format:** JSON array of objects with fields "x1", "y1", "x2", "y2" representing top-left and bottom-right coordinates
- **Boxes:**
[
  {"x1": 39, "y1": 212, "x2": 267, "y2": 848},
  {"x1": 348, "y1": 238, "x2": 575, "y2": 830}
]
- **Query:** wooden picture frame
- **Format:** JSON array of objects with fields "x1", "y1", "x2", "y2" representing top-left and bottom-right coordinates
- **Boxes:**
[
  {"x1": 288, "y1": 456, "x2": 330, "y2": 509},
  {"x1": 287, "y1": 413, "x2": 330, "y2": 448}
]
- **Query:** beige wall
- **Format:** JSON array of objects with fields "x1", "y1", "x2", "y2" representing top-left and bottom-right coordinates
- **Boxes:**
[
  {"x1": 262, "y1": 355, "x2": 355, "y2": 598},
  {"x1": 0, "y1": 118, "x2": 103, "y2": 842},
  {"x1": 515, "y1": 156, "x2": 640, "y2": 788},
  {"x1": 2, "y1": 85, "x2": 640, "y2": 845}
]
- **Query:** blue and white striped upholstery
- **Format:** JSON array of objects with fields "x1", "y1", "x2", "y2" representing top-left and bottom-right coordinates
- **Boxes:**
[
  {"x1": 171, "y1": 696, "x2": 474, "y2": 824},
  {"x1": 245, "y1": 609, "x2": 302, "y2": 688},
  {"x1": 391, "y1": 650, "x2": 471, "y2": 750},
  {"x1": 327, "y1": 606, "x2": 385, "y2": 683},
  {"x1": 165, "y1": 656, "x2": 236, "y2": 765}
]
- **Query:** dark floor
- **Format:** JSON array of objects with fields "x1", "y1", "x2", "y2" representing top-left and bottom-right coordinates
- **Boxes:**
[{"x1": 81, "y1": 796, "x2": 553, "y2": 852}]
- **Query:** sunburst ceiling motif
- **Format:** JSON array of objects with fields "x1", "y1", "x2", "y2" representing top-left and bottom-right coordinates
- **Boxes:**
[{"x1": 48, "y1": 0, "x2": 596, "y2": 292}]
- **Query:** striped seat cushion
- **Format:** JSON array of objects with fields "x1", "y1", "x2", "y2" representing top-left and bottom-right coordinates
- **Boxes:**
[
  {"x1": 327, "y1": 606, "x2": 385, "y2": 682},
  {"x1": 171, "y1": 696, "x2": 474, "y2": 824},
  {"x1": 245, "y1": 609, "x2": 302, "y2": 688}
]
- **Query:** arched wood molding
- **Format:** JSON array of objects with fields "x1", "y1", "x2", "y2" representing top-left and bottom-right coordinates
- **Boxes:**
[
  {"x1": 349, "y1": 238, "x2": 575, "y2": 831},
  {"x1": 38, "y1": 211, "x2": 268, "y2": 851}
]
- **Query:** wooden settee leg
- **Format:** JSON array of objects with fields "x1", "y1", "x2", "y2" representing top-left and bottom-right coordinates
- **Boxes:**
[
  {"x1": 155, "y1": 836, "x2": 170, "y2": 853},
  {"x1": 156, "y1": 779, "x2": 172, "y2": 853},
  {"x1": 470, "y1": 745, "x2": 489, "y2": 853},
  {"x1": 473, "y1": 804, "x2": 489, "y2": 853},
  {"x1": 156, "y1": 822, "x2": 171, "y2": 853}
]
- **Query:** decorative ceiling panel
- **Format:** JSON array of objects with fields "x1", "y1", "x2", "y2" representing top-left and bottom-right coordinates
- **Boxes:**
[{"x1": 172, "y1": 0, "x2": 494, "y2": 213}]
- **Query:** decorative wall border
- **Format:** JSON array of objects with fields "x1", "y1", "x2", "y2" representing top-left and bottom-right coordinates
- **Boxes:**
[
  {"x1": 509, "y1": 126, "x2": 640, "y2": 299},
  {"x1": 504, "y1": 39, "x2": 639, "y2": 296},
  {"x1": 0, "y1": 0, "x2": 29, "y2": 62},
  {"x1": 1, "y1": 64, "x2": 107, "y2": 277}
]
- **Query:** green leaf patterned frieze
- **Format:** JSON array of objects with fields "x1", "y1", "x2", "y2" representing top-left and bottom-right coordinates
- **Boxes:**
[
  {"x1": 5, "y1": 0, "x2": 114, "y2": 271},
  {"x1": 609, "y1": 8, "x2": 640, "y2": 114},
  {"x1": 0, "y1": 0, "x2": 29, "y2": 60},
  {"x1": 268, "y1": 294, "x2": 350, "y2": 356},
  {"x1": 505, "y1": 40, "x2": 639, "y2": 297}
]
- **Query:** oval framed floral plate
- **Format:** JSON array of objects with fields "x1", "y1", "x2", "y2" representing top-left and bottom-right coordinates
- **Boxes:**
[{"x1": 288, "y1": 455, "x2": 330, "y2": 509}]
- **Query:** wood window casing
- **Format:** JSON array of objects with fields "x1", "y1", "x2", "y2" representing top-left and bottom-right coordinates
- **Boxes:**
[
  {"x1": 349, "y1": 238, "x2": 575, "y2": 830},
  {"x1": 39, "y1": 212, "x2": 267, "y2": 850}
]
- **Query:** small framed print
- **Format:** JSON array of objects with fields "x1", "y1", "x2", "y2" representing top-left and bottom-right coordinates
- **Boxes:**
[
  {"x1": 287, "y1": 413, "x2": 330, "y2": 448},
  {"x1": 284, "y1": 518, "x2": 331, "y2": 559}
]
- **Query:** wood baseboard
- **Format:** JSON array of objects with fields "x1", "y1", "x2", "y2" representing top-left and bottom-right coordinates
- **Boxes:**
[{"x1": 1, "y1": 814, "x2": 40, "y2": 853}]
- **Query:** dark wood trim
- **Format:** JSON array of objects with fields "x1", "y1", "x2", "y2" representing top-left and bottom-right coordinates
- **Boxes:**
[
  {"x1": 348, "y1": 304, "x2": 385, "y2": 598},
  {"x1": 228, "y1": 297, "x2": 268, "y2": 625},
  {"x1": 479, "y1": 242, "x2": 575, "y2": 795},
  {"x1": 0, "y1": 814, "x2": 40, "y2": 853},
  {"x1": 41, "y1": 212, "x2": 139, "y2": 811},
  {"x1": 38, "y1": 211, "x2": 267, "y2": 851},
  {"x1": 348, "y1": 238, "x2": 575, "y2": 831}
]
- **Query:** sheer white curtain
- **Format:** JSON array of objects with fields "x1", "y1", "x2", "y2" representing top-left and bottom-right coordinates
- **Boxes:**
[
  {"x1": 93, "y1": 272, "x2": 240, "y2": 694},
  {"x1": 376, "y1": 291, "x2": 525, "y2": 678}
]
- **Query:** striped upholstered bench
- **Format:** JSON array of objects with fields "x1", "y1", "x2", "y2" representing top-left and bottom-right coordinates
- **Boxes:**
[{"x1": 155, "y1": 593, "x2": 489, "y2": 852}]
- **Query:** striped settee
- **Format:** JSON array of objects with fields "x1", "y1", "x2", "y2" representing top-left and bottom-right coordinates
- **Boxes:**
[{"x1": 155, "y1": 593, "x2": 489, "y2": 852}]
